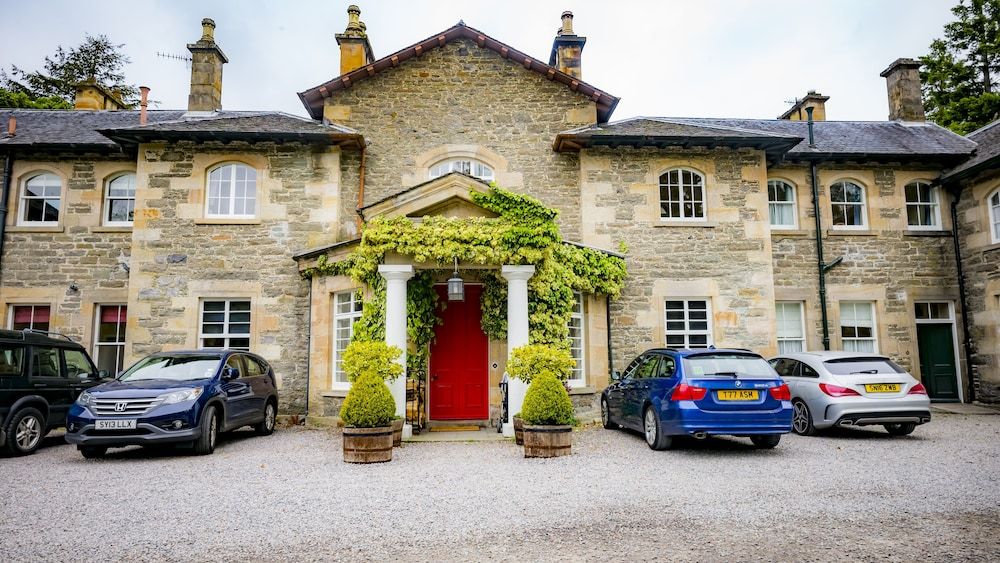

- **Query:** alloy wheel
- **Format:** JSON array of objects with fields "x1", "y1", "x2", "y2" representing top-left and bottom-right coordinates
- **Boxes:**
[
  {"x1": 265, "y1": 404, "x2": 275, "y2": 431},
  {"x1": 601, "y1": 401, "x2": 609, "y2": 426},
  {"x1": 644, "y1": 409, "x2": 656, "y2": 446},
  {"x1": 15, "y1": 415, "x2": 41, "y2": 451},
  {"x1": 793, "y1": 402, "x2": 810, "y2": 434},
  {"x1": 209, "y1": 416, "x2": 218, "y2": 448}
]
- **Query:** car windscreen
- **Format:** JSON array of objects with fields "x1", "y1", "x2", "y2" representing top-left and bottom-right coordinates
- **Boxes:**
[
  {"x1": 823, "y1": 357, "x2": 906, "y2": 375},
  {"x1": 118, "y1": 355, "x2": 221, "y2": 382},
  {"x1": 683, "y1": 354, "x2": 774, "y2": 378}
]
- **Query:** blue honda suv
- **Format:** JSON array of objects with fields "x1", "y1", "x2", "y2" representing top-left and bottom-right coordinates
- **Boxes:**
[
  {"x1": 602, "y1": 348, "x2": 793, "y2": 450},
  {"x1": 65, "y1": 350, "x2": 278, "y2": 458}
]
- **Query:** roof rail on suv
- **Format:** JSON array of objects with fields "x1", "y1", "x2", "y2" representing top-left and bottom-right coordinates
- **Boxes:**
[{"x1": 20, "y1": 328, "x2": 78, "y2": 343}]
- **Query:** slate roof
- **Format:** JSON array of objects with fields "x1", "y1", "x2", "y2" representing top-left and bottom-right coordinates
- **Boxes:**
[
  {"x1": 555, "y1": 116, "x2": 977, "y2": 162},
  {"x1": 942, "y1": 119, "x2": 1000, "y2": 182},
  {"x1": 298, "y1": 21, "x2": 620, "y2": 123},
  {"x1": 0, "y1": 109, "x2": 185, "y2": 150}
]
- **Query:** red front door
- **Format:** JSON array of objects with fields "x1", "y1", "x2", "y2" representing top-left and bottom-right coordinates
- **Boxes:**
[{"x1": 429, "y1": 285, "x2": 489, "y2": 420}]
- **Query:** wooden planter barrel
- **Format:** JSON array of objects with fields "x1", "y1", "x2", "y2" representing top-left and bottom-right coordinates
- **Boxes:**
[
  {"x1": 523, "y1": 424, "x2": 573, "y2": 458},
  {"x1": 343, "y1": 426, "x2": 393, "y2": 463},
  {"x1": 513, "y1": 416, "x2": 524, "y2": 446},
  {"x1": 391, "y1": 418, "x2": 403, "y2": 447}
]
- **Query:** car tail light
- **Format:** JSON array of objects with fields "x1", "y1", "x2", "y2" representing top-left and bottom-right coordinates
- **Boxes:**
[
  {"x1": 769, "y1": 383, "x2": 791, "y2": 401},
  {"x1": 908, "y1": 382, "x2": 928, "y2": 395},
  {"x1": 819, "y1": 383, "x2": 861, "y2": 397},
  {"x1": 670, "y1": 383, "x2": 707, "y2": 401}
]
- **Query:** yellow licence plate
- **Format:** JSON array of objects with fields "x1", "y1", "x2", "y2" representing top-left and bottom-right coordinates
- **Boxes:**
[
  {"x1": 717, "y1": 390, "x2": 759, "y2": 401},
  {"x1": 864, "y1": 383, "x2": 900, "y2": 393}
]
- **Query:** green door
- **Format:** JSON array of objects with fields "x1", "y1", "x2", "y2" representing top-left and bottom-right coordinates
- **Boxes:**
[{"x1": 916, "y1": 323, "x2": 959, "y2": 401}]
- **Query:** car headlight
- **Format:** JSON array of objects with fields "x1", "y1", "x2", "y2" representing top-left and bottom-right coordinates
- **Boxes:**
[
  {"x1": 75, "y1": 391, "x2": 96, "y2": 406},
  {"x1": 159, "y1": 388, "x2": 204, "y2": 405}
]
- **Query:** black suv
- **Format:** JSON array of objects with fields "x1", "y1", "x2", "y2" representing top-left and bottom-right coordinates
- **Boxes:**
[{"x1": 0, "y1": 329, "x2": 105, "y2": 455}]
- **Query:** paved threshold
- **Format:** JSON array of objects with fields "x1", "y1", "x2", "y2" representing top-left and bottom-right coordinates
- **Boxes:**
[{"x1": 406, "y1": 428, "x2": 511, "y2": 442}]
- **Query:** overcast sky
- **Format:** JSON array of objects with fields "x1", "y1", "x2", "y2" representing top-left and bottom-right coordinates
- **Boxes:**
[{"x1": 1, "y1": 0, "x2": 955, "y2": 121}]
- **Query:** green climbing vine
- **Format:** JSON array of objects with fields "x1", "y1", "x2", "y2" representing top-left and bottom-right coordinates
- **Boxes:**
[{"x1": 301, "y1": 186, "x2": 628, "y2": 375}]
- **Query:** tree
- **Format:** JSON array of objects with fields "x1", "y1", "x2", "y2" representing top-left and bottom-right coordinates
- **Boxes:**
[
  {"x1": 1, "y1": 34, "x2": 137, "y2": 109},
  {"x1": 920, "y1": 0, "x2": 1000, "y2": 134}
]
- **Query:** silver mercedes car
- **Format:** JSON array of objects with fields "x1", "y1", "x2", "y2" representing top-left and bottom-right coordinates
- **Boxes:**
[{"x1": 768, "y1": 351, "x2": 931, "y2": 436}]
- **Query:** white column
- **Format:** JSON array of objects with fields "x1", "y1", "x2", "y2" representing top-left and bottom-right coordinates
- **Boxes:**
[
  {"x1": 501, "y1": 265, "x2": 535, "y2": 437},
  {"x1": 378, "y1": 264, "x2": 414, "y2": 437}
]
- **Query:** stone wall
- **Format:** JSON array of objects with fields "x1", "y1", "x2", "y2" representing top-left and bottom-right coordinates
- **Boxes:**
[{"x1": 128, "y1": 141, "x2": 342, "y2": 414}]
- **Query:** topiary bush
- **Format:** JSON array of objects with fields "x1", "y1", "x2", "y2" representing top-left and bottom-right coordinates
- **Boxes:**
[
  {"x1": 341, "y1": 340, "x2": 404, "y2": 383},
  {"x1": 339, "y1": 373, "x2": 396, "y2": 428},
  {"x1": 507, "y1": 344, "x2": 575, "y2": 383},
  {"x1": 520, "y1": 373, "x2": 576, "y2": 426}
]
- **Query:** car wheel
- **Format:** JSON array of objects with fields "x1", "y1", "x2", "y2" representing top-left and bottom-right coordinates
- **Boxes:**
[
  {"x1": 79, "y1": 446, "x2": 108, "y2": 459},
  {"x1": 643, "y1": 406, "x2": 672, "y2": 451},
  {"x1": 791, "y1": 400, "x2": 816, "y2": 436},
  {"x1": 750, "y1": 435, "x2": 781, "y2": 449},
  {"x1": 192, "y1": 405, "x2": 219, "y2": 455},
  {"x1": 254, "y1": 401, "x2": 277, "y2": 436},
  {"x1": 601, "y1": 398, "x2": 616, "y2": 430},
  {"x1": 884, "y1": 422, "x2": 917, "y2": 436},
  {"x1": 4, "y1": 407, "x2": 45, "y2": 456}
]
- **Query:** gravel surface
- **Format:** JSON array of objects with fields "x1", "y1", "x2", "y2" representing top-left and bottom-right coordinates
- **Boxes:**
[{"x1": 2, "y1": 414, "x2": 998, "y2": 562}]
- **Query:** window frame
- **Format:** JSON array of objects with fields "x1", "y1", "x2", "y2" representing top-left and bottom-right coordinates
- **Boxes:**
[
  {"x1": 767, "y1": 179, "x2": 798, "y2": 230},
  {"x1": 94, "y1": 304, "x2": 127, "y2": 375},
  {"x1": 990, "y1": 190, "x2": 1000, "y2": 244},
  {"x1": 775, "y1": 301, "x2": 806, "y2": 353},
  {"x1": 829, "y1": 180, "x2": 869, "y2": 230},
  {"x1": 658, "y1": 168, "x2": 707, "y2": 222},
  {"x1": 566, "y1": 292, "x2": 586, "y2": 388},
  {"x1": 8, "y1": 304, "x2": 51, "y2": 332},
  {"x1": 198, "y1": 299, "x2": 252, "y2": 351},
  {"x1": 839, "y1": 301, "x2": 879, "y2": 353},
  {"x1": 664, "y1": 299, "x2": 713, "y2": 348},
  {"x1": 205, "y1": 162, "x2": 258, "y2": 219},
  {"x1": 103, "y1": 172, "x2": 137, "y2": 227},
  {"x1": 428, "y1": 158, "x2": 495, "y2": 182},
  {"x1": 904, "y1": 180, "x2": 941, "y2": 231},
  {"x1": 18, "y1": 172, "x2": 62, "y2": 226},
  {"x1": 331, "y1": 290, "x2": 364, "y2": 390}
]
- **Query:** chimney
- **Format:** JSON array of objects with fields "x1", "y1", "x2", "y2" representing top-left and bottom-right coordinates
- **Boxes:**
[
  {"x1": 778, "y1": 90, "x2": 830, "y2": 121},
  {"x1": 880, "y1": 58, "x2": 925, "y2": 121},
  {"x1": 7, "y1": 116, "x2": 15, "y2": 137},
  {"x1": 187, "y1": 18, "x2": 228, "y2": 112},
  {"x1": 73, "y1": 77, "x2": 127, "y2": 111},
  {"x1": 336, "y1": 5, "x2": 374, "y2": 76},
  {"x1": 139, "y1": 86, "x2": 150, "y2": 125},
  {"x1": 548, "y1": 11, "x2": 586, "y2": 79}
]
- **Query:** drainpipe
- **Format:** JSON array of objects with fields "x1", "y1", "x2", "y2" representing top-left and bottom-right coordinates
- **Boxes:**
[
  {"x1": 806, "y1": 107, "x2": 832, "y2": 350},
  {"x1": 949, "y1": 188, "x2": 976, "y2": 403},
  {"x1": 0, "y1": 149, "x2": 14, "y2": 281},
  {"x1": 302, "y1": 276, "x2": 312, "y2": 422},
  {"x1": 605, "y1": 295, "x2": 614, "y2": 378},
  {"x1": 356, "y1": 142, "x2": 366, "y2": 232}
]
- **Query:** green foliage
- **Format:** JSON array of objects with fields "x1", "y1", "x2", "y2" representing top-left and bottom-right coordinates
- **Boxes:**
[
  {"x1": 921, "y1": 0, "x2": 1000, "y2": 133},
  {"x1": 339, "y1": 373, "x2": 396, "y2": 428},
  {"x1": 341, "y1": 340, "x2": 404, "y2": 383},
  {"x1": 507, "y1": 344, "x2": 575, "y2": 383},
  {"x1": 520, "y1": 373, "x2": 577, "y2": 426},
  {"x1": 0, "y1": 88, "x2": 71, "y2": 109},
  {"x1": 1, "y1": 34, "x2": 139, "y2": 107}
]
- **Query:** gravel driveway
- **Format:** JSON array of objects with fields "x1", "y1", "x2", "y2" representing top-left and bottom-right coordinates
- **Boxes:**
[{"x1": 1, "y1": 414, "x2": 998, "y2": 562}]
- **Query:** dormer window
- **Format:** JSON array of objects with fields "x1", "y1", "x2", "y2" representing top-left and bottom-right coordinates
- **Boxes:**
[
  {"x1": 429, "y1": 159, "x2": 495, "y2": 182},
  {"x1": 207, "y1": 163, "x2": 257, "y2": 218}
]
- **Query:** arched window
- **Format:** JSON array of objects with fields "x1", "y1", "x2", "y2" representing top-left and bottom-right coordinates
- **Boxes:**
[
  {"x1": 104, "y1": 173, "x2": 136, "y2": 226},
  {"x1": 767, "y1": 179, "x2": 797, "y2": 228},
  {"x1": 429, "y1": 159, "x2": 495, "y2": 182},
  {"x1": 19, "y1": 173, "x2": 61, "y2": 225},
  {"x1": 990, "y1": 190, "x2": 1000, "y2": 244},
  {"x1": 905, "y1": 181, "x2": 939, "y2": 230},
  {"x1": 206, "y1": 163, "x2": 257, "y2": 218},
  {"x1": 830, "y1": 180, "x2": 867, "y2": 229},
  {"x1": 659, "y1": 168, "x2": 705, "y2": 221}
]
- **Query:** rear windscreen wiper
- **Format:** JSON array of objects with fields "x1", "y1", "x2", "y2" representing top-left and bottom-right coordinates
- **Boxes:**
[{"x1": 710, "y1": 371, "x2": 740, "y2": 378}]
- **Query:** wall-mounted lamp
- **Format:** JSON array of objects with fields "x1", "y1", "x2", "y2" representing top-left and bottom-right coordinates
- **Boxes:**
[{"x1": 447, "y1": 257, "x2": 464, "y2": 302}]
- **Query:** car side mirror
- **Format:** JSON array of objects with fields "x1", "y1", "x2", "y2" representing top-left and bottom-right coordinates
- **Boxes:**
[
  {"x1": 222, "y1": 366, "x2": 239, "y2": 380},
  {"x1": 611, "y1": 370, "x2": 622, "y2": 382}
]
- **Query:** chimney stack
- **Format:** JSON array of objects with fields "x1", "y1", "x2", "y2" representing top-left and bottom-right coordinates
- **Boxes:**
[
  {"x1": 187, "y1": 18, "x2": 228, "y2": 112},
  {"x1": 549, "y1": 11, "x2": 586, "y2": 80},
  {"x1": 73, "y1": 77, "x2": 127, "y2": 111},
  {"x1": 880, "y1": 58, "x2": 925, "y2": 122},
  {"x1": 139, "y1": 86, "x2": 150, "y2": 125},
  {"x1": 336, "y1": 5, "x2": 374, "y2": 76},
  {"x1": 778, "y1": 90, "x2": 830, "y2": 121}
]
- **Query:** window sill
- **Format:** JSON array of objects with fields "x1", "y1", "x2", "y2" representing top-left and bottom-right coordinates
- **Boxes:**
[
  {"x1": 321, "y1": 389, "x2": 349, "y2": 398},
  {"x1": 193, "y1": 218, "x2": 262, "y2": 225},
  {"x1": 567, "y1": 385, "x2": 596, "y2": 395},
  {"x1": 826, "y1": 229, "x2": 877, "y2": 237},
  {"x1": 903, "y1": 230, "x2": 952, "y2": 237},
  {"x1": 92, "y1": 226, "x2": 133, "y2": 233},
  {"x1": 6, "y1": 225, "x2": 64, "y2": 233},
  {"x1": 979, "y1": 242, "x2": 1000, "y2": 253},
  {"x1": 655, "y1": 221, "x2": 717, "y2": 228},
  {"x1": 770, "y1": 229, "x2": 811, "y2": 237}
]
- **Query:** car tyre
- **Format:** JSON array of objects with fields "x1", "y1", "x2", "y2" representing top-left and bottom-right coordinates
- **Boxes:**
[
  {"x1": 601, "y1": 398, "x2": 616, "y2": 430},
  {"x1": 643, "y1": 406, "x2": 673, "y2": 451},
  {"x1": 254, "y1": 400, "x2": 277, "y2": 436},
  {"x1": 750, "y1": 434, "x2": 781, "y2": 449},
  {"x1": 884, "y1": 422, "x2": 917, "y2": 436},
  {"x1": 791, "y1": 400, "x2": 816, "y2": 436},
  {"x1": 4, "y1": 407, "x2": 46, "y2": 456},
  {"x1": 192, "y1": 405, "x2": 219, "y2": 455},
  {"x1": 79, "y1": 446, "x2": 108, "y2": 459}
]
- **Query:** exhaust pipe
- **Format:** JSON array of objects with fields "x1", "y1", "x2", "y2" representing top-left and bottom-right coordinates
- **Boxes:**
[
  {"x1": 839, "y1": 420, "x2": 854, "y2": 426},
  {"x1": 693, "y1": 432, "x2": 707, "y2": 440}
]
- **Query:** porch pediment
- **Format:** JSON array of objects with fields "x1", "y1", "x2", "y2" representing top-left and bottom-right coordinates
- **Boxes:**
[{"x1": 359, "y1": 172, "x2": 499, "y2": 220}]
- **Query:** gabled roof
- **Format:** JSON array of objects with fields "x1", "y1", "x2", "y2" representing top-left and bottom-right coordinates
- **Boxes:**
[
  {"x1": 942, "y1": 119, "x2": 1000, "y2": 183},
  {"x1": 358, "y1": 171, "x2": 494, "y2": 220},
  {"x1": 298, "y1": 21, "x2": 620, "y2": 123},
  {"x1": 99, "y1": 111, "x2": 361, "y2": 146}
]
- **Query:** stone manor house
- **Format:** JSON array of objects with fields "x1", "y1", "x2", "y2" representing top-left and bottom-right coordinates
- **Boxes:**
[{"x1": 1, "y1": 7, "x2": 998, "y2": 428}]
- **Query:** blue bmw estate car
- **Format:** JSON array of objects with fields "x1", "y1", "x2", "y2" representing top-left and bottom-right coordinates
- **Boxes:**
[
  {"x1": 602, "y1": 348, "x2": 793, "y2": 450},
  {"x1": 65, "y1": 350, "x2": 278, "y2": 458}
]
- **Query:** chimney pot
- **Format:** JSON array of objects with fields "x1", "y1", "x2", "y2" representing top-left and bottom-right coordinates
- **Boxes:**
[
  {"x1": 336, "y1": 5, "x2": 375, "y2": 76},
  {"x1": 549, "y1": 10, "x2": 586, "y2": 80},
  {"x1": 201, "y1": 18, "x2": 216, "y2": 41},
  {"x1": 880, "y1": 58, "x2": 925, "y2": 121},
  {"x1": 560, "y1": 11, "x2": 574, "y2": 35},
  {"x1": 7, "y1": 116, "x2": 16, "y2": 137},
  {"x1": 139, "y1": 86, "x2": 150, "y2": 125}
]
